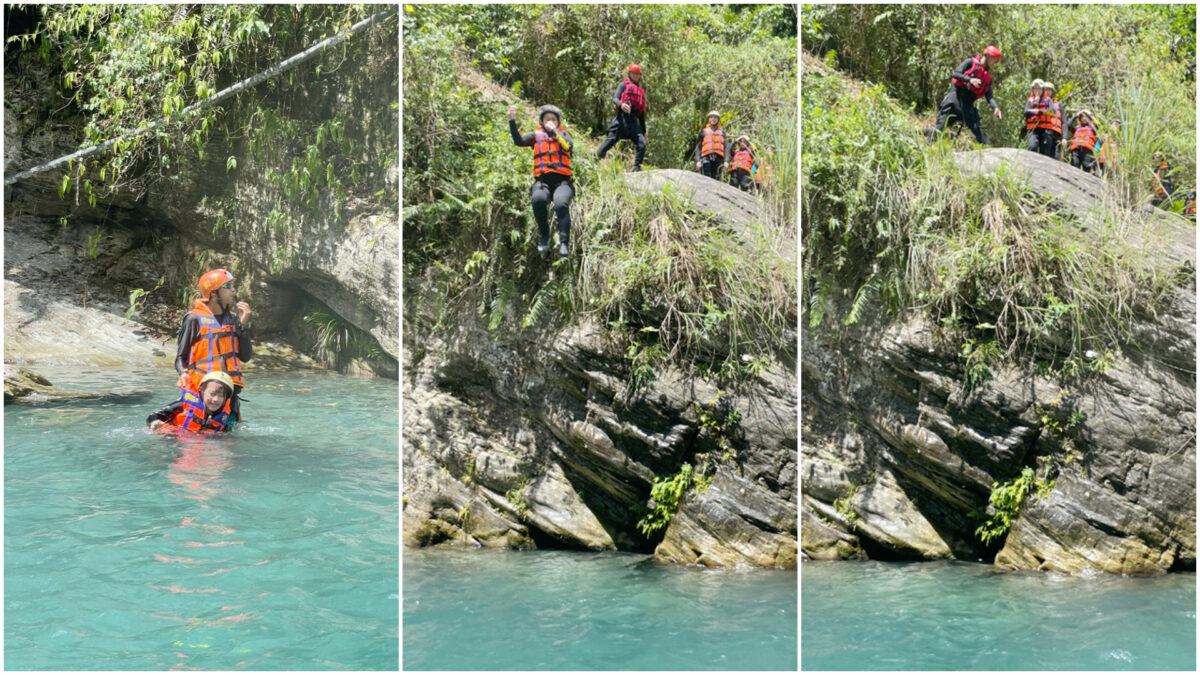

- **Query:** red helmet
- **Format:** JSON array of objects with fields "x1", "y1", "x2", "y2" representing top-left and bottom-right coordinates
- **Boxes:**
[
  {"x1": 984, "y1": 45, "x2": 1002, "y2": 61},
  {"x1": 628, "y1": 63, "x2": 642, "y2": 74},
  {"x1": 198, "y1": 269, "x2": 234, "y2": 296}
]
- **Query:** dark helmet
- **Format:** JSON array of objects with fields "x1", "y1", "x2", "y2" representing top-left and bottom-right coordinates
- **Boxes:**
[{"x1": 537, "y1": 104, "x2": 563, "y2": 125}]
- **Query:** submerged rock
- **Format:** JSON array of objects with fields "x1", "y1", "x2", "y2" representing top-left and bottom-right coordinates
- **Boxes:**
[{"x1": 802, "y1": 148, "x2": 1195, "y2": 574}]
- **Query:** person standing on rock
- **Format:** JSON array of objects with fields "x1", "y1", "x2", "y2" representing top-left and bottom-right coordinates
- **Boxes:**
[
  {"x1": 1040, "y1": 82, "x2": 1063, "y2": 159},
  {"x1": 755, "y1": 144, "x2": 775, "y2": 194},
  {"x1": 148, "y1": 371, "x2": 236, "y2": 433},
  {"x1": 176, "y1": 269, "x2": 252, "y2": 421},
  {"x1": 692, "y1": 110, "x2": 727, "y2": 180},
  {"x1": 1151, "y1": 153, "x2": 1175, "y2": 206},
  {"x1": 510, "y1": 103, "x2": 575, "y2": 257},
  {"x1": 595, "y1": 64, "x2": 647, "y2": 173},
  {"x1": 1067, "y1": 110, "x2": 1099, "y2": 174},
  {"x1": 1023, "y1": 79, "x2": 1046, "y2": 153},
  {"x1": 927, "y1": 46, "x2": 1003, "y2": 145},
  {"x1": 1096, "y1": 119, "x2": 1120, "y2": 178},
  {"x1": 727, "y1": 136, "x2": 756, "y2": 193}
]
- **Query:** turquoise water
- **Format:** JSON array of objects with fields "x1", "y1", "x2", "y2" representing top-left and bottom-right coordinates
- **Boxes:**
[
  {"x1": 5, "y1": 370, "x2": 399, "y2": 670},
  {"x1": 403, "y1": 548, "x2": 797, "y2": 670},
  {"x1": 802, "y1": 560, "x2": 1196, "y2": 670}
]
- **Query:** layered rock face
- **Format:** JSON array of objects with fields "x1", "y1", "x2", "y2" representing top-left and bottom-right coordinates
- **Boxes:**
[
  {"x1": 404, "y1": 170, "x2": 798, "y2": 567},
  {"x1": 802, "y1": 149, "x2": 1196, "y2": 574}
]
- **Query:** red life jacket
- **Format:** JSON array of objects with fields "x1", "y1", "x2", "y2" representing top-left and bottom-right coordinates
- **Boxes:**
[
  {"x1": 701, "y1": 127, "x2": 725, "y2": 157},
  {"x1": 1070, "y1": 125, "x2": 1097, "y2": 152},
  {"x1": 619, "y1": 77, "x2": 646, "y2": 114},
  {"x1": 157, "y1": 388, "x2": 234, "y2": 434},
  {"x1": 532, "y1": 128, "x2": 572, "y2": 178},
  {"x1": 730, "y1": 149, "x2": 753, "y2": 173},
  {"x1": 952, "y1": 55, "x2": 991, "y2": 99},
  {"x1": 184, "y1": 300, "x2": 243, "y2": 391}
]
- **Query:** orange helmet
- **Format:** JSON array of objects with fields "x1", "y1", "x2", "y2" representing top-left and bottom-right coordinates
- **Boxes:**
[{"x1": 198, "y1": 269, "x2": 234, "y2": 296}]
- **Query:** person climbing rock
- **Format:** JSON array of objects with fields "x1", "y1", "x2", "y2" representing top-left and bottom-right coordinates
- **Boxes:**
[
  {"x1": 1040, "y1": 82, "x2": 1063, "y2": 159},
  {"x1": 510, "y1": 103, "x2": 575, "y2": 257},
  {"x1": 1096, "y1": 119, "x2": 1120, "y2": 178},
  {"x1": 927, "y1": 45, "x2": 1003, "y2": 145},
  {"x1": 1023, "y1": 79, "x2": 1046, "y2": 153},
  {"x1": 176, "y1": 269, "x2": 251, "y2": 420},
  {"x1": 148, "y1": 371, "x2": 236, "y2": 434},
  {"x1": 692, "y1": 110, "x2": 727, "y2": 180},
  {"x1": 727, "y1": 136, "x2": 755, "y2": 193},
  {"x1": 1067, "y1": 110, "x2": 1099, "y2": 174},
  {"x1": 595, "y1": 64, "x2": 647, "y2": 172},
  {"x1": 1151, "y1": 153, "x2": 1175, "y2": 206}
]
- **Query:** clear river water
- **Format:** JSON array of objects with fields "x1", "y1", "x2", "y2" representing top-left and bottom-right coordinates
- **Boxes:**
[
  {"x1": 5, "y1": 369, "x2": 399, "y2": 670},
  {"x1": 404, "y1": 547, "x2": 798, "y2": 670},
  {"x1": 802, "y1": 559, "x2": 1196, "y2": 670}
]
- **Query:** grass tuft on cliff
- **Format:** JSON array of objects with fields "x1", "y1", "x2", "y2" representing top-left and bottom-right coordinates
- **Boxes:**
[{"x1": 802, "y1": 55, "x2": 1190, "y2": 381}]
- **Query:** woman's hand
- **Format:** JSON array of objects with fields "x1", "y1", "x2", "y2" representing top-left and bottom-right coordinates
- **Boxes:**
[
  {"x1": 621, "y1": 102, "x2": 631, "y2": 113},
  {"x1": 149, "y1": 420, "x2": 165, "y2": 431},
  {"x1": 508, "y1": 105, "x2": 517, "y2": 121}
]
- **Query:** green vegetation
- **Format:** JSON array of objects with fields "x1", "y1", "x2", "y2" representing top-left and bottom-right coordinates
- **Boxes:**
[
  {"x1": 696, "y1": 393, "x2": 742, "y2": 463},
  {"x1": 975, "y1": 467, "x2": 1055, "y2": 545},
  {"x1": 833, "y1": 485, "x2": 860, "y2": 529},
  {"x1": 802, "y1": 27, "x2": 1191, "y2": 384},
  {"x1": 637, "y1": 463, "x2": 711, "y2": 536},
  {"x1": 302, "y1": 308, "x2": 385, "y2": 371},
  {"x1": 505, "y1": 478, "x2": 531, "y2": 518},
  {"x1": 403, "y1": 4, "x2": 796, "y2": 377}
]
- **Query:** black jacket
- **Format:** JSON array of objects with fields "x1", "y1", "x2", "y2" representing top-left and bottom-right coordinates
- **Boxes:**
[
  {"x1": 609, "y1": 80, "x2": 647, "y2": 135},
  {"x1": 950, "y1": 58, "x2": 998, "y2": 111}
]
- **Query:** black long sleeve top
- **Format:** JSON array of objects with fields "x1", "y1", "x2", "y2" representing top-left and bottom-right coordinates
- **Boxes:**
[
  {"x1": 509, "y1": 119, "x2": 574, "y2": 153},
  {"x1": 950, "y1": 58, "x2": 998, "y2": 110}
]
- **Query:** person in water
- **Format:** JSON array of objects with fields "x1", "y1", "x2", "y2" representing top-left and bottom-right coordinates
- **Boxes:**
[
  {"x1": 176, "y1": 268, "x2": 251, "y2": 419},
  {"x1": 148, "y1": 371, "x2": 237, "y2": 433}
]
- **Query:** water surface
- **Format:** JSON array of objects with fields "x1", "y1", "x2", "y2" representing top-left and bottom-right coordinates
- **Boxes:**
[
  {"x1": 802, "y1": 560, "x2": 1196, "y2": 670},
  {"x1": 404, "y1": 547, "x2": 797, "y2": 670},
  {"x1": 5, "y1": 370, "x2": 399, "y2": 670}
]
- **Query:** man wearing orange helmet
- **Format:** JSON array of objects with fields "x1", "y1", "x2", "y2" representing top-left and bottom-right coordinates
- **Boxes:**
[
  {"x1": 174, "y1": 269, "x2": 252, "y2": 419},
  {"x1": 595, "y1": 63, "x2": 648, "y2": 172},
  {"x1": 929, "y1": 45, "x2": 1004, "y2": 145}
]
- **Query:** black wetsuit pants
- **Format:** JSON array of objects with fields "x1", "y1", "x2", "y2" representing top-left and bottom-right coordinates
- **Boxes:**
[
  {"x1": 699, "y1": 154, "x2": 723, "y2": 180},
  {"x1": 596, "y1": 119, "x2": 647, "y2": 168},
  {"x1": 531, "y1": 174, "x2": 574, "y2": 246},
  {"x1": 1070, "y1": 148, "x2": 1097, "y2": 174},
  {"x1": 931, "y1": 88, "x2": 988, "y2": 145},
  {"x1": 730, "y1": 169, "x2": 754, "y2": 193}
]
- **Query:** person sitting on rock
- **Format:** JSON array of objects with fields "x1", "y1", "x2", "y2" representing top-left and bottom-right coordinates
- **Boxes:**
[
  {"x1": 510, "y1": 103, "x2": 574, "y2": 257},
  {"x1": 1023, "y1": 79, "x2": 1046, "y2": 153},
  {"x1": 927, "y1": 45, "x2": 1003, "y2": 145},
  {"x1": 148, "y1": 371, "x2": 236, "y2": 434},
  {"x1": 1039, "y1": 81, "x2": 1063, "y2": 160},
  {"x1": 176, "y1": 269, "x2": 251, "y2": 421},
  {"x1": 1067, "y1": 110, "x2": 1099, "y2": 174},
  {"x1": 1151, "y1": 153, "x2": 1175, "y2": 207},
  {"x1": 595, "y1": 64, "x2": 647, "y2": 173},
  {"x1": 692, "y1": 110, "x2": 728, "y2": 181},
  {"x1": 727, "y1": 136, "x2": 756, "y2": 193}
]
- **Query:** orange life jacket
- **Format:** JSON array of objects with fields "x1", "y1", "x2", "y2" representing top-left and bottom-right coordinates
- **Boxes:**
[
  {"x1": 1097, "y1": 138, "x2": 1117, "y2": 165},
  {"x1": 755, "y1": 162, "x2": 772, "y2": 185},
  {"x1": 730, "y1": 149, "x2": 753, "y2": 173},
  {"x1": 1036, "y1": 98, "x2": 1062, "y2": 134},
  {"x1": 953, "y1": 55, "x2": 991, "y2": 99},
  {"x1": 1070, "y1": 125, "x2": 1097, "y2": 152},
  {"x1": 532, "y1": 128, "x2": 572, "y2": 178},
  {"x1": 1025, "y1": 94, "x2": 1043, "y2": 131},
  {"x1": 184, "y1": 300, "x2": 244, "y2": 390},
  {"x1": 701, "y1": 127, "x2": 725, "y2": 158},
  {"x1": 1152, "y1": 162, "x2": 1171, "y2": 197},
  {"x1": 1185, "y1": 190, "x2": 1196, "y2": 216},
  {"x1": 157, "y1": 388, "x2": 234, "y2": 434}
]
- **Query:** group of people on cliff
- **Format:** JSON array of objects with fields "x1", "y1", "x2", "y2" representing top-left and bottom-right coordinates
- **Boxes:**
[
  {"x1": 508, "y1": 63, "x2": 777, "y2": 257},
  {"x1": 145, "y1": 269, "x2": 252, "y2": 434},
  {"x1": 926, "y1": 45, "x2": 1195, "y2": 216}
]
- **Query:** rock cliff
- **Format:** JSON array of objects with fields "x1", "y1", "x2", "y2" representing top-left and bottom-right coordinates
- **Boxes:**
[
  {"x1": 404, "y1": 170, "x2": 798, "y2": 567},
  {"x1": 802, "y1": 149, "x2": 1196, "y2": 574}
]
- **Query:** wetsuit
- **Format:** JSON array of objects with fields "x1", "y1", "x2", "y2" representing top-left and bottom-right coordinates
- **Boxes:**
[
  {"x1": 510, "y1": 119, "x2": 574, "y2": 248},
  {"x1": 930, "y1": 56, "x2": 998, "y2": 144},
  {"x1": 595, "y1": 78, "x2": 647, "y2": 169}
]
